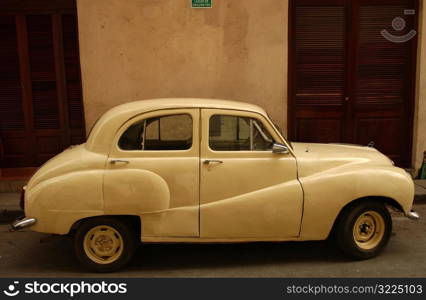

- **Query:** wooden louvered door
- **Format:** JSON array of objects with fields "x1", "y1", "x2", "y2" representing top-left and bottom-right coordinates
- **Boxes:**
[
  {"x1": 289, "y1": 0, "x2": 348, "y2": 144},
  {"x1": 350, "y1": 0, "x2": 418, "y2": 166},
  {"x1": 289, "y1": 0, "x2": 418, "y2": 167},
  {"x1": 0, "y1": 1, "x2": 85, "y2": 168}
]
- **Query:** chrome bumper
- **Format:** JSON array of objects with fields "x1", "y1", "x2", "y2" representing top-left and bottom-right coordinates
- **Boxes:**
[
  {"x1": 406, "y1": 210, "x2": 420, "y2": 220},
  {"x1": 11, "y1": 217, "x2": 37, "y2": 231}
]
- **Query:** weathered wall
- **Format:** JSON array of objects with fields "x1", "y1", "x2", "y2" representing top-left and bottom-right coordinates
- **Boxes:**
[
  {"x1": 414, "y1": 0, "x2": 426, "y2": 172},
  {"x1": 77, "y1": 0, "x2": 288, "y2": 132},
  {"x1": 77, "y1": 0, "x2": 425, "y2": 170}
]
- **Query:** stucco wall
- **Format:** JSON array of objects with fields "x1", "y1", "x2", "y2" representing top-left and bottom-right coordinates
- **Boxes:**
[
  {"x1": 77, "y1": 0, "x2": 425, "y2": 170},
  {"x1": 77, "y1": 0, "x2": 288, "y2": 132},
  {"x1": 414, "y1": 0, "x2": 426, "y2": 172}
]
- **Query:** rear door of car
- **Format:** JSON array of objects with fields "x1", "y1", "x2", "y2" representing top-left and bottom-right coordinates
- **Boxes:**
[{"x1": 104, "y1": 108, "x2": 200, "y2": 238}]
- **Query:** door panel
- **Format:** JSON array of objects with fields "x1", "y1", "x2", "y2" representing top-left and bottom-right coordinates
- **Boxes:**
[
  {"x1": 351, "y1": 0, "x2": 417, "y2": 166},
  {"x1": 290, "y1": 0, "x2": 347, "y2": 143},
  {"x1": 289, "y1": 0, "x2": 418, "y2": 167},
  {"x1": 200, "y1": 109, "x2": 303, "y2": 239},
  {"x1": 104, "y1": 109, "x2": 200, "y2": 238}
]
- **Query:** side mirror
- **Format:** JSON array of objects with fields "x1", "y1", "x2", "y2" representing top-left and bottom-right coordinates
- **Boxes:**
[{"x1": 272, "y1": 143, "x2": 289, "y2": 154}]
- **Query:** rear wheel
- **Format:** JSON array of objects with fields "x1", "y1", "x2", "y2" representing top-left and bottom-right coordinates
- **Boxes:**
[
  {"x1": 335, "y1": 201, "x2": 392, "y2": 259},
  {"x1": 74, "y1": 217, "x2": 137, "y2": 272}
]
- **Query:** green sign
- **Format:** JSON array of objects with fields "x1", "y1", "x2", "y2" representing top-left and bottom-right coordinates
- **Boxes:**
[{"x1": 192, "y1": 0, "x2": 212, "y2": 8}]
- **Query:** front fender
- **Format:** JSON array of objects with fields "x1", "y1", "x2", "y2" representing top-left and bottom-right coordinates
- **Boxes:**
[{"x1": 299, "y1": 165, "x2": 414, "y2": 240}]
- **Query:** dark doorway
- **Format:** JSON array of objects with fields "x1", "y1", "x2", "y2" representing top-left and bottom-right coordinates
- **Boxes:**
[
  {"x1": 288, "y1": 0, "x2": 418, "y2": 167},
  {"x1": 0, "y1": 0, "x2": 85, "y2": 168}
]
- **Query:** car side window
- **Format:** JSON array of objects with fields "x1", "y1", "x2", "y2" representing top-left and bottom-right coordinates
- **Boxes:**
[
  {"x1": 119, "y1": 114, "x2": 192, "y2": 150},
  {"x1": 209, "y1": 115, "x2": 274, "y2": 151}
]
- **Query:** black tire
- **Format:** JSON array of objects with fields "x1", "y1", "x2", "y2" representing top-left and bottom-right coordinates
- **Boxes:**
[
  {"x1": 335, "y1": 201, "x2": 392, "y2": 259},
  {"x1": 74, "y1": 217, "x2": 137, "y2": 272}
]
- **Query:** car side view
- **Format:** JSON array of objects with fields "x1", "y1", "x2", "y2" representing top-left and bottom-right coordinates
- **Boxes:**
[{"x1": 12, "y1": 98, "x2": 419, "y2": 272}]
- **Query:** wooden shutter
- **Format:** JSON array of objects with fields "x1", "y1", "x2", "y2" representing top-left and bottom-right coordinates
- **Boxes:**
[
  {"x1": 351, "y1": 0, "x2": 418, "y2": 166},
  {"x1": 289, "y1": 0, "x2": 418, "y2": 167},
  {"x1": 0, "y1": 1, "x2": 86, "y2": 168},
  {"x1": 289, "y1": 0, "x2": 347, "y2": 143}
]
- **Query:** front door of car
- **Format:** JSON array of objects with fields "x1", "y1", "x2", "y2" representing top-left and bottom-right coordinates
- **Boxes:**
[
  {"x1": 200, "y1": 109, "x2": 303, "y2": 239},
  {"x1": 104, "y1": 108, "x2": 200, "y2": 238}
]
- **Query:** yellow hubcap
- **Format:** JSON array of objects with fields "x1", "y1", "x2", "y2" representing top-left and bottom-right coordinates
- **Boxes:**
[
  {"x1": 83, "y1": 225, "x2": 123, "y2": 264},
  {"x1": 353, "y1": 211, "x2": 385, "y2": 250}
]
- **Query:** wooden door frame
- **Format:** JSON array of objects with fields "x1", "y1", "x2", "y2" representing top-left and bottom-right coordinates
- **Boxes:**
[{"x1": 287, "y1": 0, "x2": 419, "y2": 167}]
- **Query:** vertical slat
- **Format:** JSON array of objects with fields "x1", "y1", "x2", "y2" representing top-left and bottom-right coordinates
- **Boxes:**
[
  {"x1": 16, "y1": 14, "x2": 37, "y2": 166},
  {"x1": 52, "y1": 13, "x2": 70, "y2": 147},
  {"x1": 62, "y1": 13, "x2": 85, "y2": 131}
]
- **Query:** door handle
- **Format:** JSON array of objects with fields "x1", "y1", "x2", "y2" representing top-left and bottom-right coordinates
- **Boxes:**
[
  {"x1": 203, "y1": 159, "x2": 223, "y2": 164},
  {"x1": 110, "y1": 159, "x2": 129, "y2": 165}
]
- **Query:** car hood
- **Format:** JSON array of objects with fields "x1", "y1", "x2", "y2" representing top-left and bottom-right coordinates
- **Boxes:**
[{"x1": 291, "y1": 142, "x2": 394, "y2": 176}]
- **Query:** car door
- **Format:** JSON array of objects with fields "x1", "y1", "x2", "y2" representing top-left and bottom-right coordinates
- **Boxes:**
[
  {"x1": 104, "y1": 108, "x2": 200, "y2": 238},
  {"x1": 200, "y1": 109, "x2": 303, "y2": 239}
]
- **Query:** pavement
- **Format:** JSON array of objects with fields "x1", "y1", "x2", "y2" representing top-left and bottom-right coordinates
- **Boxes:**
[
  {"x1": 415, "y1": 179, "x2": 426, "y2": 202},
  {"x1": 0, "y1": 190, "x2": 425, "y2": 277}
]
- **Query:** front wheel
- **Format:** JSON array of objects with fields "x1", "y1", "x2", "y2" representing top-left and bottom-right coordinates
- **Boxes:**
[
  {"x1": 74, "y1": 217, "x2": 137, "y2": 272},
  {"x1": 335, "y1": 201, "x2": 392, "y2": 259}
]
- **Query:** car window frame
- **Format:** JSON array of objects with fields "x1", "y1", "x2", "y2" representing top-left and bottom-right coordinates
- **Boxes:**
[
  {"x1": 202, "y1": 109, "x2": 284, "y2": 155},
  {"x1": 110, "y1": 108, "x2": 200, "y2": 157},
  {"x1": 208, "y1": 114, "x2": 275, "y2": 152},
  {"x1": 118, "y1": 113, "x2": 193, "y2": 151}
]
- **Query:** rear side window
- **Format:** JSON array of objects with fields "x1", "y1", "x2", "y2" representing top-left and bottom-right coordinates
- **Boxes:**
[
  {"x1": 118, "y1": 114, "x2": 192, "y2": 150},
  {"x1": 209, "y1": 115, "x2": 274, "y2": 151}
]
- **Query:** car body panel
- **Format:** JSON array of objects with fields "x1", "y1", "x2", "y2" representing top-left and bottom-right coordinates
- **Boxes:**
[
  {"x1": 199, "y1": 109, "x2": 303, "y2": 238},
  {"x1": 291, "y1": 142, "x2": 414, "y2": 240},
  {"x1": 104, "y1": 108, "x2": 200, "y2": 237},
  {"x1": 25, "y1": 145, "x2": 105, "y2": 234}
]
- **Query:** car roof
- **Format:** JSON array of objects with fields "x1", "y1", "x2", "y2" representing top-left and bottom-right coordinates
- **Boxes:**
[
  {"x1": 106, "y1": 98, "x2": 266, "y2": 115},
  {"x1": 86, "y1": 98, "x2": 268, "y2": 153}
]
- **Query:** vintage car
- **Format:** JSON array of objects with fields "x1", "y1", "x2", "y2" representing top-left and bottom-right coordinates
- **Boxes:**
[{"x1": 12, "y1": 98, "x2": 419, "y2": 272}]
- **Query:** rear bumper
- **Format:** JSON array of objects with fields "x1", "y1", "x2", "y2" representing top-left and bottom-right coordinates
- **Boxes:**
[
  {"x1": 11, "y1": 217, "x2": 37, "y2": 231},
  {"x1": 406, "y1": 210, "x2": 420, "y2": 220}
]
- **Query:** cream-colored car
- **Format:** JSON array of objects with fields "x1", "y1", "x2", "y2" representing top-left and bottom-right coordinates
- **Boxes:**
[{"x1": 12, "y1": 98, "x2": 419, "y2": 272}]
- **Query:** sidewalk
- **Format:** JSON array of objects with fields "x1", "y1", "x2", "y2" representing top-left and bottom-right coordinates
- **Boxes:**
[
  {"x1": 0, "y1": 192, "x2": 22, "y2": 224},
  {"x1": 414, "y1": 179, "x2": 426, "y2": 203}
]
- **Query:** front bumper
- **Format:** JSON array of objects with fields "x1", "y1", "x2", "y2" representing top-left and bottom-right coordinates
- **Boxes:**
[
  {"x1": 406, "y1": 210, "x2": 420, "y2": 220},
  {"x1": 11, "y1": 217, "x2": 37, "y2": 231}
]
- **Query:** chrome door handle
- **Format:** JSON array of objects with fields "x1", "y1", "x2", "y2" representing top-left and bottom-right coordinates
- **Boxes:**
[
  {"x1": 203, "y1": 159, "x2": 223, "y2": 164},
  {"x1": 110, "y1": 159, "x2": 129, "y2": 165}
]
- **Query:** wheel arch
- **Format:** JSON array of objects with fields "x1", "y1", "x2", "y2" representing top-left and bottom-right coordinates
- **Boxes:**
[
  {"x1": 69, "y1": 215, "x2": 142, "y2": 238},
  {"x1": 328, "y1": 196, "x2": 400, "y2": 239}
]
